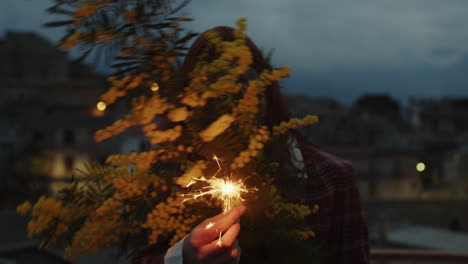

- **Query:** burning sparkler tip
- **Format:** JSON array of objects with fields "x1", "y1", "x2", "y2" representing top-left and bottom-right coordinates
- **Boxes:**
[{"x1": 181, "y1": 154, "x2": 257, "y2": 212}]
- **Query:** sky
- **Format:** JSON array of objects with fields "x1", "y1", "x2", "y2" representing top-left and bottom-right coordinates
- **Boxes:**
[{"x1": 2, "y1": 0, "x2": 468, "y2": 105}]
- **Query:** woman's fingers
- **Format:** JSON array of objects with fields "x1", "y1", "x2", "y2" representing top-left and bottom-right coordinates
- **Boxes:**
[
  {"x1": 229, "y1": 240, "x2": 241, "y2": 263},
  {"x1": 208, "y1": 205, "x2": 246, "y2": 233},
  {"x1": 214, "y1": 243, "x2": 242, "y2": 264},
  {"x1": 192, "y1": 205, "x2": 246, "y2": 246},
  {"x1": 202, "y1": 222, "x2": 240, "y2": 254},
  {"x1": 183, "y1": 206, "x2": 245, "y2": 264}
]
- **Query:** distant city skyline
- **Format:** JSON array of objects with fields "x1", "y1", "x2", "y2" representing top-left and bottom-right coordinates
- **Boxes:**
[{"x1": 2, "y1": 0, "x2": 468, "y2": 105}]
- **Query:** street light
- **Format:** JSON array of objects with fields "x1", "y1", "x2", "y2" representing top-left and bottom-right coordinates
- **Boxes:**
[{"x1": 416, "y1": 162, "x2": 426, "y2": 172}]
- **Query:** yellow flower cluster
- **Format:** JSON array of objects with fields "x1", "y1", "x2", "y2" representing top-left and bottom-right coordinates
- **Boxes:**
[
  {"x1": 230, "y1": 65, "x2": 289, "y2": 130},
  {"x1": 105, "y1": 145, "x2": 192, "y2": 169},
  {"x1": 234, "y1": 18, "x2": 247, "y2": 39},
  {"x1": 180, "y1": 21, "x2": 252, "y2": 109},
  {"x1": 156, "y1": 150, "x2": 176, "y2": 162},
  {"x1": 231, "y1": 126, "x2": 270, "y2": 169},
  {"x1": 141, "y1": 94, "x2": 172, "y2": 124},
  {"x1": 16, "y1": 201, "x2": 32, "y2": 215},
  {"x1": 96, "y1": 93, "x2": 175, "y2": 142},
  {"x1": 209, "y1": 78, "x2": 243, "y2": 95},
  {"x1": 143, "y1": 193, "x2": 217, "y2": 246},
  {"x1": 73, "y1": 1, "x2": 99, "y2": 18},
  {"x1": 106, "y1": 151, "x2": 158, "y2": 167},
  {"x1": 259, "y1": 66, "x2": 291, "y2": 83},
  {"x1": 58, "y1": 30, "x2": 83, "y2": 51},
  {"x1": 272, "y1": 115, "x2": 319, "y2": 136},
  {"x1": 94, "y1": 29, "x2": 115, "y2": 43},
  {"x1": 101, "y1": 73, "x2": 150, "y2": 106},
  {"x1": 233, "y1": 80, "x2": 263, "y2": 123},
  {"x1": 23, "y1": 197, "x2": 73, "y2": 248},
  {"x1": 120, "y1": 48, "x2": 136, "y2": 56},
  {"x1": 278, "y1": 203, "x2": 312, "y2": 220},
  {"x1": 142, "y1": 195, "x2": 194, "y2": 245},
  {"x1": 112, "y1": 177, "x2": 145, "y2": 200},
  {"x1": 225, "y1": 46, "x2": 252, "y2": 76},
  {"x1": 103, "y1": 166, "x2": 165, "y2": 201},
  {"x1": 177, "y1": 145, "x2": 194, "y2": 153},
  {"x1": 142, "y1": 123, "x2": 158, "y2": 133},
  {"x1": 100, "y1": 76, "x2": 132, "y2": 105},
  {"x1": 21, "y1": 16, "x2": 322, "y2": 260},
  {"x1": 146, "y1": 125, "x2": 182, "y2": 144},
  {"x1": 175, "y1": 161, "x2": 206, "y2": 187},
  {"x1": 167, "y1": 107, "x2": 191, "y2": 122},
  {"x1": 180, "y1": 90, "x2": 216, "y2": 107},
  {"x1": 179, "y1": 92, "x2": 200, "y2": 107},
  {"x1": 291, "y1": 228, "x2": 316, "y2": 240},
  {"x1": 65, "y1": 217, "x2": 120, "y2": 260},
  {"x1": 94, "y1": 114, "x2": 137, "y2": 142},
  {"x1": 95, "y1": 198, "x2": 122, "y2": 217},
  {"x1": 123, "y1": 10, "x2": 137, "y2": 22},
  {"x1": 312, "y1": 204, "x2": 319, "y2": 214},
  {"x1": 199, "y1": 114, "x2": 235, "y2": 142},
  {"x1": 45, "y1": 222, "x2": 69, "y2": 248},
  {"x1": 126, "y1": 73, "x2": 149, "y2": 90}
]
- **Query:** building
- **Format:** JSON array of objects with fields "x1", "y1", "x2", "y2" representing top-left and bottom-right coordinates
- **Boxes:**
[
  {"x1": 410, "y1": 97, "x2": 468, "y2": 143},
  {"x1": 0, "y1": 32, "x2": 136, "y2": 205},
  {"x1": 286, "y1": 94, "x2": 468, "y2": 200}
]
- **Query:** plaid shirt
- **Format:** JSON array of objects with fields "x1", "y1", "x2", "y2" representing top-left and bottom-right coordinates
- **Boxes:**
[
  {"x1": 132, "y1": 144, "x2": 370, "y2": 264},
  {"x1": 301, "y1": 143, "x2": 370, "y2": 264}
]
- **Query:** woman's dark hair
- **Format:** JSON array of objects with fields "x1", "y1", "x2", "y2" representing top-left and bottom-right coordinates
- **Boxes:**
[
  {"x1": 178, "y1": 26, "x2": 317, "y2": 176},
  {"x1": 179, "y1": 26, "x2": 293, "y2": 129}
]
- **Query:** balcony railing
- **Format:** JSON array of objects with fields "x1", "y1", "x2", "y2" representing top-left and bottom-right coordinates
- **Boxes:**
[{"x1": 371, "y1": 248, "x2": 468, "y2": 263}]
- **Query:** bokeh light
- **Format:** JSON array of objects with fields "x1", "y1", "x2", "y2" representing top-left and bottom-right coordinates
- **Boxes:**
[
  {"x1": 96, "y1": 101, "x2": 106, "y2": 111},
  {"x1": 151, "y1": 82, "x2": 159, "y2": 92},
  {"x1": 416, "y1": 162, "x2": 426, "y2": 172}
]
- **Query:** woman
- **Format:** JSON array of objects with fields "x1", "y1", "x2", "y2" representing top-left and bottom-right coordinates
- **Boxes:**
[{"x1": 133, "y1": 26, "x2": 369, "y2": 264}]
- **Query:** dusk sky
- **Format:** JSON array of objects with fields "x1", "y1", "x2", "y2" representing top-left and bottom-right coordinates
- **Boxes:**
[{"x1": 2, "y1": 0, "x2": 468, "y2": 105}]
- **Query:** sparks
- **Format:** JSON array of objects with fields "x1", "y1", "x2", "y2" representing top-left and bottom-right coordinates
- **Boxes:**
[
  {"x1": 181, "y1": 154, "x2": 257, "y2": 212},
  {"x1": 205, "y1": 222, "x2": 215, "y2": 229}
]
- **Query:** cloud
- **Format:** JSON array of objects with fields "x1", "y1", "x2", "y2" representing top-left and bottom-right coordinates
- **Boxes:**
[
  {"x1": 3, "y1": 0, "x2": 468, "y2": 71},
  {"x1": 0, "y1": 0, "x2": 65, "y2": 42},
  {"x1": 186, "y1": 0, "x2": 468, "y2": 71},
  {"x1": 1, "y1": 0, "x2": 468, "y2": 101}
]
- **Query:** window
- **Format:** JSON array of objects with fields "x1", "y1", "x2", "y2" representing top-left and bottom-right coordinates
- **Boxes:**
[
  {"x1": 40, "y1": 67, "x2": 48, "y2": 80},
  {"x1": 64, "y1": 155, "x2": 75, "y2": 173},
  {"x1": 32, "y1": 130, "x2": 45, "y2": 144},
  {"x1": 64, "y1": 129, "x2": 75, "y2": 146}
]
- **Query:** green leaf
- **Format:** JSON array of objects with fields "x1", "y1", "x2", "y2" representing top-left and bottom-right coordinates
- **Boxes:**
[
  {"x1": 142, "y1": 22, "x2": 173, "y2": 29},
  {"x1": 73, "y1": 49, "x2": 92, "y2": 64},
  {"x1": 115, "y1": 56, "x2": 142, "y2": 61},
  {"x1": 116, "y1": 23, "x2": 133, "y2": 33},
  {"x1": 43, "y1": 20, "x2": 74, "y2": 28},
  {"x1": 100, "y1": 12, "x2": 110, "y2": 26},
  {"x1": 46, "y1": 5, "x2": 74, "y2": 15},
  {"x1": 112, "y1": 61, "x2": 138, "y2": 68},
  {"x1": 174, "y1": 32, "x2": 198, "y2": 45},
  {"x1": 114, "y1": 66, "x2": 139, "y2": 76},
  {"x1": 165, "y1": 17, "x2": 193, "y2": 22}
]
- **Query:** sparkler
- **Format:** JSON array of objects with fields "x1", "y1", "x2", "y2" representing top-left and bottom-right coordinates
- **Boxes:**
[{"x1": 181, "y1": 154, "x2": 257, "y2": 213}]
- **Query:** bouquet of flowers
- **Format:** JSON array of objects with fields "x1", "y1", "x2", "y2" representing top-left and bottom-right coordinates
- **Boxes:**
[{"x1": 17, "y1": 1, "x2": 321, "y2": 262}]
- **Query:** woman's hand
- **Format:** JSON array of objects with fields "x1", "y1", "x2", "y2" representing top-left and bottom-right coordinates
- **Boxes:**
[{"x1": 183, "y1": 205, "x2": 246, "y2": 264}]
